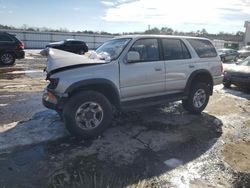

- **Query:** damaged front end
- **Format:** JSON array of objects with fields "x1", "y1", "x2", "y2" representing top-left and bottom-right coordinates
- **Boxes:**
[
  {"x1": 40, "y1": 48, "x2": 108, "y2": 75},
  {"x1": 41, "y1": 48, "x2": 108, "y2": 111}
]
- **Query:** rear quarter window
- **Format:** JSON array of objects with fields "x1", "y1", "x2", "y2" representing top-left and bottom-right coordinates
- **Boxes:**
[
  {"x1": 187, "y1": 39, "x2": 217, "y2": 58},
  {"x1": 71, "y1": 41, "x2": 83, "y2": 45}
]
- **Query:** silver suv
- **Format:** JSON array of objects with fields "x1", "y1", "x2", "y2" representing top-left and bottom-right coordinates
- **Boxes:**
[{"x1": 42, "y1": 35, "x2": 223, "y2": 138}]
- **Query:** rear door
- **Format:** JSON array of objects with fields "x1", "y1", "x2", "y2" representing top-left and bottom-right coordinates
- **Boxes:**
[
  {"x1": 63, "y1": 41, "x2": 73, "y2": 52},
  {"x1": 0, "y1": 34, "x2": 15, "y2": 51},
  {"x1": 187, "y1": 38, "x2": 220, "y2": 77},
  {"x1": 161, "y1": 38, "x2": 193, "y2": 92},
  {"x1": 71, "y1": 41, "x2": 83, "y2": 53},
  {"x1": 119, "y1": 38, "x2": 166, "y2": 100}
]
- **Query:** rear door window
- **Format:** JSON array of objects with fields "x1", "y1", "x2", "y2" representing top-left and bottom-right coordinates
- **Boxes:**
[
  {"x1": 161, "y1": 38, "x2": 191, "y2": 60},
  {"x1": 187, "y1": 39, "x2": 217, "y2": 58}
]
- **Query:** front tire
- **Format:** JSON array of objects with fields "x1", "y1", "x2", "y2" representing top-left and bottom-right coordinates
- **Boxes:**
[
  {"x1": 182, "y1": 82, "x2": 210, "y2": 114},
  {"x1": 63, "y1": 91, "x2": 113, "y2": 138},
  {"x1": 0, "y1": 52, "x2": 16, "y2": 65}
]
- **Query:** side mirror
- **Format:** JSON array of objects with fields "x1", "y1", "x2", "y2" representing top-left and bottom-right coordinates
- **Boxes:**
[{"x1": 126, "y1": 51, "x2": 140, "y2": 63}]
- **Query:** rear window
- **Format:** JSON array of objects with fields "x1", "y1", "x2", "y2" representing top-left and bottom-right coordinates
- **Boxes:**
[
  {"x1": 0, "y1": 34, "x2": 13, "y2": 42},
  {"x1": 187, "y1": 39, "x2": 217, "y2": 58},
  {"x1": 70, "y1": 41, "x2": 83, "y2": 45}
]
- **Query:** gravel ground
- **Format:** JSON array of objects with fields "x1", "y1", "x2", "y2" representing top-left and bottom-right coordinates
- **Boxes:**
[{"x1": 0, "y1": 50, "x2": 249, "y2": 188}]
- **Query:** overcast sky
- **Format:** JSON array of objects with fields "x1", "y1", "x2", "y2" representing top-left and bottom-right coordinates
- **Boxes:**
[{"x1": 0, "y1": 0, "x2": 249, "y2": 33}]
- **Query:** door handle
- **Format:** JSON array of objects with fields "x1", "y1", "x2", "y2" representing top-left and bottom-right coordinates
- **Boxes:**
[
  {"x1": 154, "y1": 67, "x2": 162, "y2": 71},
  {"x1": 189, "y1": 65, "x2": 195, "y2": 68}
]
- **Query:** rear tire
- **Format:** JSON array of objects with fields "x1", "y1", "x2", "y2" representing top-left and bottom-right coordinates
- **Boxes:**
[
  {"x1": 78, "y1": 50, "x2": 85, "y2": 55},
  {"x1": 63, "y1": 91, "x2": 113, "y2": 138},
  {"x1": 182, "y1": 82, "x2": 210, "y2": 114},
  {"x1": 0, "y1": 52, "x2": 15, "y2": 65}
]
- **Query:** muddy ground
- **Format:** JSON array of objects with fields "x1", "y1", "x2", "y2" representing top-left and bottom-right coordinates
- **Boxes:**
[{"x1": 0, "y1": 50, "x2": 249, "y2": 188}]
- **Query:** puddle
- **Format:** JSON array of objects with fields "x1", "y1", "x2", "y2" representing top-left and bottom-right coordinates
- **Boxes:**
[
  {"x1": 0, "y1": 67, "x2": 44, "y2": 80},
  {"x1": 0, "y1": 67, "x2": 24, "y2": 79},
  {"x1": 0, "y1": 67, "x2": 23, "y2": 74},
  {"x1": 9, "y1": 70, "x2": 43, "y2": 74},
  {"x1": 9, "y1": 70, "x2": 44, "y2": 78},
  {"x1": 0, "y1": 95, "x2": 16, "y2": 98},
  {"x1": 3, "y1": 84, "x2": 32, "y2": 89}
]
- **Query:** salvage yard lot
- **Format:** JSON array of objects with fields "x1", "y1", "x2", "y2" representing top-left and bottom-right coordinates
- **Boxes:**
[{"x1": 0, "y1": 50, "x2": 250, "y2": 187}]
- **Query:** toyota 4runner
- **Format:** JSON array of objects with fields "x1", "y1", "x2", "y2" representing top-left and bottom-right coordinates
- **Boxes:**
[{"x1": 42, "y1": 35, "x2": 223, "y2": 138}]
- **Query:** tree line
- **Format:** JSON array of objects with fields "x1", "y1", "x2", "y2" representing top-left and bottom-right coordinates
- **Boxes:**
[{"x1": 0, "y1": 24, "x2": 244, "y2": 41}]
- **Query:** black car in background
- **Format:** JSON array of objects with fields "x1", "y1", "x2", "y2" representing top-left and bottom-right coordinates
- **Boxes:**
[
  {"x1": 223, "y1": 56, "x2": 250, "y2": 90},
  {"x1": 0, "y1": 32, "x2": 25, "y2": 65},
  {"x1": 46, "y1": 39, "x2": 88, "y2": 54},
  {"x1": 218, "y1": 48, "x2": 239, "y2": 62}
]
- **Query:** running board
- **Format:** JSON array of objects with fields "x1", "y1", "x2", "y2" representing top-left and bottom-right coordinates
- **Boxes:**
[{"x1": 121, "y1": 93, "x2": 187, "y2": 110}]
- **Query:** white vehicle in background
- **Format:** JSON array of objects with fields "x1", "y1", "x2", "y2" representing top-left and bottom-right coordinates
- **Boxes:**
[
  {"x1": 42, "y1": 35, "x2": 223, "y2": 138},
  {"x1": 238, "y1": 45, "x2": 250, "y2": 59}
]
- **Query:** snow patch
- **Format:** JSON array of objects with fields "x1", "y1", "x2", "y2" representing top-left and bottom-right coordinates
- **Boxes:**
[{"x1": 164, "y1": 158, "x2": 183, "y2": 168}]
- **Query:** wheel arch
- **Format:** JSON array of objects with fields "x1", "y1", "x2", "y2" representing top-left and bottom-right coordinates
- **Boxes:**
[
  {"x1": 0, "y1": 49, "x2": 17, "y2": 57},
  {"x1": 184, "y1": 70, "x2": 214, "y2": 96},
  {"x1": 65, "y1": 79, "x2": 121, "y2": 110}
]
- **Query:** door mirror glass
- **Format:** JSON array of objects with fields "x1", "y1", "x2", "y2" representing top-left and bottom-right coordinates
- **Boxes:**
[{"x1": 127, "y1": 51, "x2": 140, "y2": 63}]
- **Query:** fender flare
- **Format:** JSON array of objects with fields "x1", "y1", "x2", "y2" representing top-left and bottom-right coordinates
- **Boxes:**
[
  {"x1": 65, "y1": 78, "x2": 121, "y2": 109},
  {"x1": 184, "y1": 69, "x2": 214, "y2": 95}
]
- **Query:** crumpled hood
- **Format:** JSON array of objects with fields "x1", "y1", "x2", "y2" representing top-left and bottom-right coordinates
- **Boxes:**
[
  {"x1": 224, "y1": 63, "x2": 250, "y2": 74},
  {"x1": 41, "y1": 48, "x2": 107, "y2": 73}
]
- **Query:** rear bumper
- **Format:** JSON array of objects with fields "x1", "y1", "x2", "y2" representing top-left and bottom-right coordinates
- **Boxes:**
[
  {"x1": 223, "y1": 74, "x2": 250, "y2": 87},
  {"x1": 15, "y1": 50, "x2": 25, "y2": 59},
  {"x1": 213, "y1": 75, "x2": 223, "y2": 85}
]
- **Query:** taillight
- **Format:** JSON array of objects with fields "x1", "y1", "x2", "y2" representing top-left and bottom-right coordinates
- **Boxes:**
[{"x1": 18, "y1": 41, "x2": 24, "y2": 49}]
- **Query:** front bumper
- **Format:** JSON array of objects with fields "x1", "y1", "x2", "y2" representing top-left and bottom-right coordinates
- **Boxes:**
[
  {"x1": 223, "y1": 74, "x2": 250, "y2": 87},
  {"x1": 42, "y1": 89, "x2": 58, "y2": 110}
]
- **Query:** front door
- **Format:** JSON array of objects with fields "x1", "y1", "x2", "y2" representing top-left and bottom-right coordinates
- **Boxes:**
[{"x1": 119, "y1": 38, "x2": 165, "y2": 101}]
